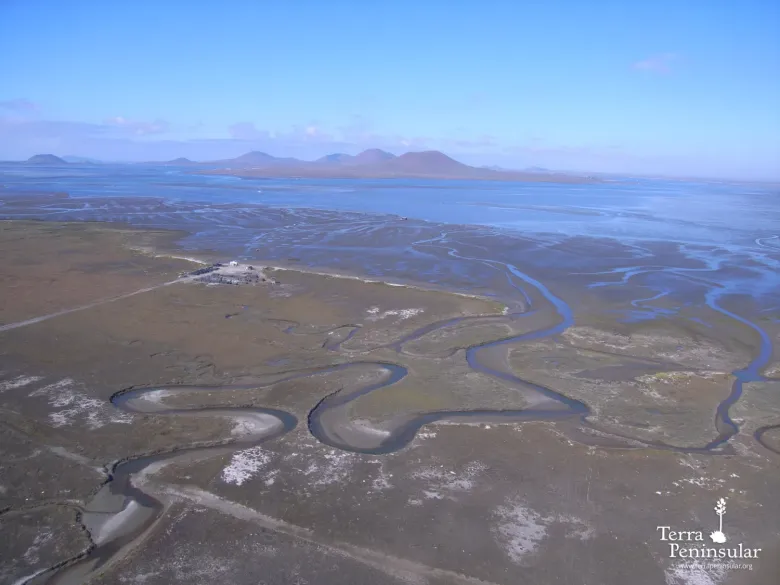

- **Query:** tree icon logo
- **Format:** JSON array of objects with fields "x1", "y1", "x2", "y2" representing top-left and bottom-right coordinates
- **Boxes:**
[{"x1": 710, "y1": 498, "x2": 727, "y2": 543}]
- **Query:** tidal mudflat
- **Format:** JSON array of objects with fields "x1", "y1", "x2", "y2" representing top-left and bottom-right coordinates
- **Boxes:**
[{"x1": 0, "y1": 197, "x2": 778, "y2": 585}]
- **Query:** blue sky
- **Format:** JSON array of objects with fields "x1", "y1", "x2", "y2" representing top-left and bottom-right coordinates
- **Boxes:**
[{"x1": 1, "y1": 0, "x2": 778, "y2": 179}]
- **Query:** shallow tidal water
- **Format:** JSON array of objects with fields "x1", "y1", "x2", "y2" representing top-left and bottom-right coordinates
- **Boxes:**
[{"x1": 1, "y1": 163, "x2": 778, "y2": 300}]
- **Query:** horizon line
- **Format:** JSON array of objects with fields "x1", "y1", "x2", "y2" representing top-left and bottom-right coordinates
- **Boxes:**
[{"x1": 6, "y1": 151, "x2": 779, "y2": 185}]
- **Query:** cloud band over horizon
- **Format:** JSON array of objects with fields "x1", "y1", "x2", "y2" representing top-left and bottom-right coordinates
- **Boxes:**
[{"x1": 0, "y1": 99, "x2": 777, "y2": 181}]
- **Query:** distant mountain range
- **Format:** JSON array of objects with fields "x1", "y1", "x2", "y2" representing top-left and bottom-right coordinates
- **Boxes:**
[
  {"x1": 17, "y1": 150, "x2": 598, "y2": 183},
  {"x1": 188, "y1": 149, "x2": 598, "y2": 183}
]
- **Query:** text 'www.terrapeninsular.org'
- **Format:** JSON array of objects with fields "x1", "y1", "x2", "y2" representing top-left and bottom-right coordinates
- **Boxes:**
[{"x1": 674, "y1": 562, "x2": 754, "y2": 572}]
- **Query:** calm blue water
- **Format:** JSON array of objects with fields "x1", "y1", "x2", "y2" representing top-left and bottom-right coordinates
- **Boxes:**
[
  {"x1": 1, "y1": 163, "x2": 778, "y2": 250},
  {"x1": 1, "y1": 163, "x2": 779, "y2": 314}
]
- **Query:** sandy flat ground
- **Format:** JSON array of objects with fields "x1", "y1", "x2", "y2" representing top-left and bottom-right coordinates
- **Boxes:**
[{"x1": 0, "y1": 221, "x2": 778, "y2": 585}]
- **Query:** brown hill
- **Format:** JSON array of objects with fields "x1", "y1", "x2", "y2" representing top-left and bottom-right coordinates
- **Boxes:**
[
  {"x1": 165, "y1": 157, "x2": 199, "y2": 165},
  {"x1": 378, "y1": 151, "x2": 474, "y2": 175},
  {"x1": 26, "y1": 154, "x2": 68, "y2": 165},
  {"x1": 316, "y1": 153, "x2": 355, "y2": 165},
  {"x1": 349, "y1": 148, "x2": 396, "y2": 166},
  {"x1": 211, "y1": 151, "x2": 305, "y2": 168}
]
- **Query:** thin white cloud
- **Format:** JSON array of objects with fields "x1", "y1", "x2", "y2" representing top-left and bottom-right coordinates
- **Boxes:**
[
  {"x1": 228, "y1": 122, "x2": 271, "y2": 140},
  {"x1": 0, "y1": 98, "x2": 39, "y2": 113},
  {"x1": 632, "y1": 53, "x2": 677, "y2": 74},
  {"x1": 2, "y1": 113, "x2": 776, "y2": 180},
  {"x1": 444, "y1": 135, "x2": 497, "y2": 149},
  {"x1": 104, "y1": 116, "x2": 169, "y2": 135},
  {"x1": 229, "y1": 121, "x2": 334, "y2": 143}
]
